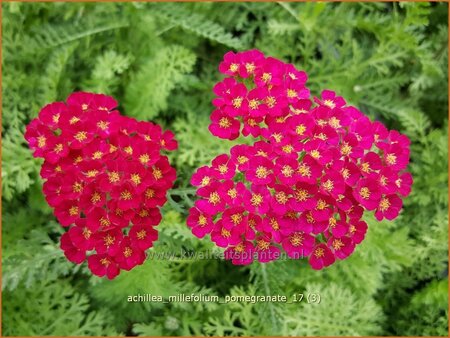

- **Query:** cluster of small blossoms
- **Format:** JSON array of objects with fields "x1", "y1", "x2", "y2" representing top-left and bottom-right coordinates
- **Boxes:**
[
  {"x1": 189, "y1": 50, "x2": 413, "y2": 269},
  {"x1": 25, "y1": 92, "x2": 177, "y2": 279}
]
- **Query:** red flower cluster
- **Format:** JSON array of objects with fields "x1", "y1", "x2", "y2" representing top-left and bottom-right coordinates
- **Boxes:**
[
  {"x1": 25, "y1": 92, "x2": 177, "y2": 279},
  {"x1": 188, "y1": 50, "x2": 413, "y2": 269}
]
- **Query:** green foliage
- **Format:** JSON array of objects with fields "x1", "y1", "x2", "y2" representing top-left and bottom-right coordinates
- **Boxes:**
[
  {"x1": 2, "y1": 2, "x2": 448, "y2": 336},
  {"x1": 125, "y1": 45, "x2": 196, "y2": 120},
  {"x1": 395, "y1": 279, "x2": 449, "y2": 336},
  {"x1": 1, "y1": 128, "x2": 40, "y2": 200},
  {"x1": 153, "y1": 2, "x2": 246, "y2": 50},
  {"x1": 282, "y1": 283, "x2": 383, "y2": 336},
  {"x1": 2, "y1": 281, "x2": 121, "y2": 336}
]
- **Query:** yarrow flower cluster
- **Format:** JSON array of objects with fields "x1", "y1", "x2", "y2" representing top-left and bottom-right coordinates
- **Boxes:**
[
  {"x1": 188, "y1": 50, "x2": 413, "y2": 269},
  {"x1": 25, "y1": 92, "x2": 177, "y2": 279}
]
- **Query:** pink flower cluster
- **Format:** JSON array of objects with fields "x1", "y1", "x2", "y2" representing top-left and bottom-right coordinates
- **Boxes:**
[
  {"x1": 25, "y1": 92, "x2": 177, "y2": 279},
  {"x1": 188, "y1": 50, "x2": 413, "y2": 269}
]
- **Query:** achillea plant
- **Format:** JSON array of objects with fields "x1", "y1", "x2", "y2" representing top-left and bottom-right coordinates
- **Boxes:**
[
  {"x1": 25, "y1": 92, "x2": 177, "y2": 279},
  {"x1": 188, "y1": 50, "x2": 413, "y2": 269}
]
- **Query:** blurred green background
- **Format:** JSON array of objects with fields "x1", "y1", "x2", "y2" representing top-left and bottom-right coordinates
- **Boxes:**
[{"x1": 2, "y1": 1, "x2": 448, "y2": 336}]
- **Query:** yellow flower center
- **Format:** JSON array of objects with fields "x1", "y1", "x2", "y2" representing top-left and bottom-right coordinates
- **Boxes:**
[
  {"x1": 298, "y1": 164, "x2": 311, "y2": 177},
  {"x1": 92, "y1": 151, "x2": 103, "y2": 160},
  {"x1": 287, "y1": 89, "x2": 297, "y2": 98},
  {"x1": 231, "y1": 213, "x2": 242, "y2": 225},
  {"x1": 340, "y1": 142, "x2": 352, "y2": 156},
  {"x1": 329, "y1": 217, "x2": 337, "y2": 228},
  {"x1": 261, "y1": 72, "x2": 271, "y2": 83},
  {"x1": 294, "y1": 189, "x2": 308, "y2": 201},
  {"x1": 145, "y1": 188, "x2": 155, "y2": 199},
  {"x1": 69, "y1": 206, "x2": 79, "y2": 216},
  {"x1": 74, "y1": 131, "x2": 87, "y2": 142},
  {"x1": 221, "y1": 228, "x2": 231, "y2": 238},
  {"x1": 201, "y1": 176, "x2": 211, "y2": 187},
  {"x1": 232, "y1": 97, "x2": 243, "y2": 108},
  {"x1": 86, "y1": 170, "x2": 99, "y2": 178},
  {"x1": 82, "y1": 227, "x2": 91, "y2": 239},
  {"x1": 227, "y1": 188, "x2": 237, "y2": 199},
  {"x1": 322, "y1": 179, "x2": 334, "y2": 192},
  {"x1": 52, "y1": 113, "x2": 60, "y2": 123},
  {"x1": 153, "y1": 168, "x2": 163, "y2": 180},
  {"x1": 249, "y1": 99, "x2": 259, "y2": 110},
  {"x1": 104, "y1": 234, "x2": 115, "y2": 246},
  {"x1": 282, "y1": 144, "x2": 294, "y2": 154},
  {"x1": 332, "y1": 239, "x2": 344, "y2": 250},
  {"x1": 310, "y1": 150, "x2": 321, "y2": 159},
  {"x1": 269, "y1": 218, "x2": 279, "y2": 230},
  {"x1": 359, "y1": 187, "x2": 370, "y2": 199},
  {"x1": 315, "y1": 132, "x2": 327, "y2": 141},
  {"x1": 69, "y1": 116, "x2": 80, "y2": 124},
  {"x1": 245, "y1": 62, "x2": 255, "y2": 73},
  {"x1": 255, "y1": 166, "x2": 269, "y2": 179},
  {"x1": 386, "y1": 153, "x2": 397, "y2": 165},
  {"x1": 100, "y1": 258, "x2": 110, "y2": 266},
  {"x1": 234, "y1": 243, "x2": 245, "y2": 253},
  {"x1": 323, "y1": 99, "x2": 336, "y2": 109},
  {"x1": 124, "y1": 146, "x2": 133, "y2": 155},
  {"x1": 272, "y1": 133, "x2": 283, "y2": 143},
  {"x1": 100, "y1": 217, "x2": 110, "y2": 227},
  {"x1": 266, "y1": 96, "x2": 276, "y2": 108},
  {"x1": 124, "y1": 247, "x2": 133, "y2": 258},
  {"x1": 247, "y1": 118, "x2": 257, "y2": 126},
  {"x1": 251, "y1": 193, "x2": 263, "y2": 207},
  {"x1": 54, "y1": 144, "x2": 63, "y2": 153},
  {"x1": 91, "y1": 192, "x2": 101, "y2": 203},
  {"x1": 314, "y1": 247, "x2": 325, "y2": 258},
  {"x1": 361, "y1": 162, "x2": 370, "y2": 173},
  {"x1": 290, "y1": 233, "x2": 304, "y2": 247},
  {"x1": 138, "y1": 154, "x2": 150, "y2": 165},
  {"x1": 109, "y1": 144, "x2": 118, "y2": 153},
  {"x1": 139, "y1": 209, "x2": 149, "y2": 217},
  {"x1": 219, "y1": 117, "x2": 231, "y2": 128},
  {"x1": 341, "y1": 168, "x2": 350, "y2": 179},
  {"x1": 257, "y1": 240, "x2": 270, "y2": 250},
  {"x1": 198, "y1": 215, "x2": 207, "y2": 226},
  {"x1": 295, "y1": 124, "x2": 306, "y2": 135},
  {"x1": 108, "y1": 171, "x2": 120, "y2": 183},
  {"x1": 229, "y1": 63, "x2": 239, "y2": 72},
  {"x1": 316, "y1": 199, "x2": 327, "y2": 210},
  {"x1": 275, "y1": 191, "x2": 288, "y2": 205},
  {"x1": 131, "y1": 173, "x2": 141, "y2": 185},
  {"x1": 237, "y1": 155, "x2": 248, "y2": 164},
  {"x1": 37, "y1": 135, "x2": 46, "y2": 148},
  {"x1": 218, "y1": 164, "x2": 228, "y2": 174},
  {"x1": 328, "y1": 117, "x2": 341, "y2": 128},
  {"x1": 208, "y1": 192, "x2": 221, "y2": 205},
  {"x1": 379, "y1": 198, "x2": 391, "y2": 212},
  {"x1": 137, "y1": 230, "x2": 147, "y2": 240},
  {"x1": 281, "y1": 165, "x2": 294, "y2": 177},
  {"x1": 121, "y1": 190, "x2": 132, "y2": 200},
  {"x1": 72, "y1": 182, "x2": 83, "y2": 193},
  {"x1": 97, "y1": 120, "x2": 109, "y2": 130}
]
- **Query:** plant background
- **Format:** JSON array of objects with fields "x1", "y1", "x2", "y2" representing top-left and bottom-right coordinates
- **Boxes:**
[{"x1": 2, "y1": 1, "x2": 448, "y2": 336}]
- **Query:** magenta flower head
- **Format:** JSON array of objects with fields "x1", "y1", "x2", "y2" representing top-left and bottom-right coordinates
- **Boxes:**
[
  {"x1": 188, "y1": 50, "x2": 413, "y2": 269},
  {"x1": 25, "y1": 92, "x2": 177, "y2": 279}
]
